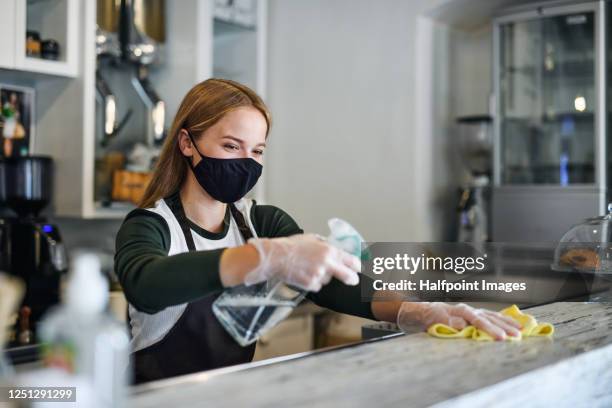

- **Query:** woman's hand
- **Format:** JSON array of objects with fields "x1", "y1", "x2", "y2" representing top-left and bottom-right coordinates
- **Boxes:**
[
  {"x1": 396, "y1": 302, "x2": 521, "y2": 340},
  {"x1": 244, "y1": 234, "x2": 360, "y2": 291}
]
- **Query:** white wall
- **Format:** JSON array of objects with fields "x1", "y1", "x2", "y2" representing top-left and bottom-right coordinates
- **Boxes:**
[
  {"x1": 449, "y1": 27, "x2": 492, "y2": 119},
  {"x1": 265, "y1": 0, "x2": 451, "y2": 241},
  {"x1": 422, "y1": 19, "x2": 461, "y2": 242}
]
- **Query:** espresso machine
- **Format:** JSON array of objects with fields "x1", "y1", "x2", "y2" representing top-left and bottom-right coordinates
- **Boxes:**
[{"x1": 0, "y1": 156, "x2": 67, "y2": 347}]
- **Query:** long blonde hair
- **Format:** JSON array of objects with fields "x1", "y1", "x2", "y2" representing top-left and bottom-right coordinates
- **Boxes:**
[{"x1": 139, "y1": 78, "x2": 271, "y2": 208}]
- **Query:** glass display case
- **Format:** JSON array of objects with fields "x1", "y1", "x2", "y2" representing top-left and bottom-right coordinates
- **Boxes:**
[
  {"x1": 552, "y1": 203, "x2": 612, "y2": 274},
  {"x1": 496, "y1": 6, "x2": 596, "y2": 185},
  {"x1": 491, "y1": 2, "x2": 607, "y2": 242}
]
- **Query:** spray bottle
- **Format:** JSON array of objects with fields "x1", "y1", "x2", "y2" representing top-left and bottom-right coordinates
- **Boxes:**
[
  {"x1": 39, "y1": 252, "x2": 129, "y2": 408},
  {"x1": 213, "y1": 218, "x2": 366, "y2": 346}
]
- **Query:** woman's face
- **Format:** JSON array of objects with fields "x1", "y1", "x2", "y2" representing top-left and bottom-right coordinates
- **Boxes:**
[{"x1": 182, "y1": 106, "x2": 268, "y2": 164}]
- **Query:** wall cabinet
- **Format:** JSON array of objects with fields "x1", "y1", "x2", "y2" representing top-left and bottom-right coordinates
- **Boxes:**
[{"x1": 0, "y1": 0, "x2": 79, "y2": 77}]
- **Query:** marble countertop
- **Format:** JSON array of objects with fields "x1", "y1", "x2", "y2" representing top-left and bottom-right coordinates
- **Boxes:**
[{"x1": 130, "y1": 302, "x2": 612, "y2": 407}]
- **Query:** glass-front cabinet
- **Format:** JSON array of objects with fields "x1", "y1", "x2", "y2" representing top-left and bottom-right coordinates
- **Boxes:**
[
  {"x1": 492, "y1": 1, "x2": 606, "y2": 242},
  {"x1": 496, "y1": 4, "x2": 597, "y2": 185}
]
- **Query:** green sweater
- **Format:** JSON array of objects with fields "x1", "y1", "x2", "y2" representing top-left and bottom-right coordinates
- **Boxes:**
[{"x1": 114, "y1": 202, "x2": 376, "y2": 320}]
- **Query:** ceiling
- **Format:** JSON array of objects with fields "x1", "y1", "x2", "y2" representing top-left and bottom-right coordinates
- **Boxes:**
[{"x1": 424, "y1": 0, "x2": 592, "y2": 31}]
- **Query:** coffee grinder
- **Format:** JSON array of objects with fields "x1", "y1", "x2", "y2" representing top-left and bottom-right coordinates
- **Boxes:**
[
  {"x1": 0, "y1": 156, "x2": 67, "y2": 346},
  {"x1": 455, "y1": 116, "x2": 493, "y2": 244}
]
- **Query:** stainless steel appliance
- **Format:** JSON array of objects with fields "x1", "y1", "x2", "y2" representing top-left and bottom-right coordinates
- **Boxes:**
[
  {"x1": 457, "y1": 177, "x2": 490, "y2": 243},
  {"x1": 114, "y1": 0, "x2": 165, "y2": 146},
  {"x1": 492, "y1": 1, "x2": 606, "y2": 242},
  {"x1": 456, "y1": 116, "x2": 493, "y2": 243},
  {"x1": 0, "y1": 156, "x2": 67, "y2": 347}
]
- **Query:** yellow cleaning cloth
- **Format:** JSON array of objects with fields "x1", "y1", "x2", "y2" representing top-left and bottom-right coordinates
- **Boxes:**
[{"x1": 427, "y1": 305, "x2": 554, "y2": 341}]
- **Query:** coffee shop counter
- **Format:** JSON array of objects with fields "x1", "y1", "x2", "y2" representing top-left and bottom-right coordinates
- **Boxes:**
[{"x1": 129, "y1": 302, "x2": 612, "y2": 407}]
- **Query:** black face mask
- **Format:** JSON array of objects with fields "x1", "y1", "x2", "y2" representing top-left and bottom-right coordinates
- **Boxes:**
[{"x1": 185, "y1": 131, "x2": 263, "y2": 203}]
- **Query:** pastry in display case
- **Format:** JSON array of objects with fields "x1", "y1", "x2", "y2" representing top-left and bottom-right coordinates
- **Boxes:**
[{"x1": 552, "y1": 204, "x2": 612, "y2": 275}]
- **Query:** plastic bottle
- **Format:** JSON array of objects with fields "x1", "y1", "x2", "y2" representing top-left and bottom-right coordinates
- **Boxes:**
[
  {"x1": 39, "y1": 252, "x2": 129, "y2": 408},
  {"x1": 213, "y1": 218, "x2": 366, "y2": 346}
]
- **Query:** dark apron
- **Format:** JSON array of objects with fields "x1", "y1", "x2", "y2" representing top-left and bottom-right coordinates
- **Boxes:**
[{"x1": 131, "y1": 194, "x2": 256, "y2": 384}]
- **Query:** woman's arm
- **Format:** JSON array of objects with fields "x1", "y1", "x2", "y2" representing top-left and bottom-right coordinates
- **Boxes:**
[
  {"x1": 307, "y1": 278, "x2": 377, "y2": 320},
  {"x1": 371, "y1": 299, "x2": 403, "y2": 322},
  {"x1": 115, "y1": 210, "x2": 259, "y2": 314},
  {"x1": 252, "y1": 204, "x2": 378, "y2": 320},
  {"x1": 219, "y1": 244, "x2": 260, "y2": 286},
  {"x1": 249, "y1": 205, "x2": 522, "y2": 339},
  {"x1": 115, "y1": 206, "x2": 358, "y2": 314},
  {"x1": 370, "y1": 295, "x2": 522, "y2": 340}
]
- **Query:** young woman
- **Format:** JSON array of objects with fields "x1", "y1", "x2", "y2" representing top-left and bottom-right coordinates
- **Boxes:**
[{"x1": 115, "y1": 78, "x2": 521, "y2": 384}]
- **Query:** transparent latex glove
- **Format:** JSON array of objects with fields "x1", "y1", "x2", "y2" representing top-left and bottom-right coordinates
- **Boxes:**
[
  {"x1": 244, "y1": 234, "x2": 361, "y2": 292},
  {"x1": 396, "y1": 302, "x2": 522, "y2": 340}
]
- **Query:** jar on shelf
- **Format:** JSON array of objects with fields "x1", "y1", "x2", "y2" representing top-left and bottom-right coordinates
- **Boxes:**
[
  {"x1": 41, "y1": 39, "x2": 60, "y2": 60},
  {"x1": 25, "y1": 30, "x2": 41, "y2": 57}
]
